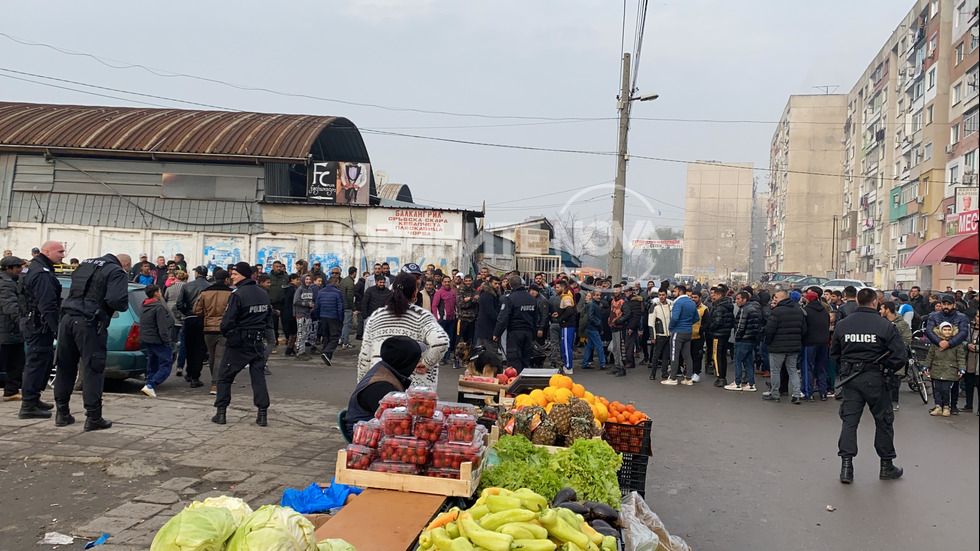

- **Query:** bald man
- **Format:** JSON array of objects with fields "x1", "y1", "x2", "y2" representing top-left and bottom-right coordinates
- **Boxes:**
[{"x1": 20, "y1": 241, "x2": 66, "y2": 418}]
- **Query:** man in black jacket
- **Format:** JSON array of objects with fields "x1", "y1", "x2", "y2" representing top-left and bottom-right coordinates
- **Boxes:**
[
  {"x1": 266, "y1": 261, "x2": 287, "y2": 343},
  {"x1": 803, "y1": 289, "x2": 832, "y2": 400},
  {"x1": 0, "y1": 256, "x2": 28, "y2": 401},
  {"x1": 176, "y1": 266, "x2": 211, "y2": 388},
  {"x1": 729, "y1": 291, "x2": 762, "y2": 391},
  {"x1": 707, "y1": 286, "x2": 735, "y2": 387},
  {"x1": 762, "y1": 290, "x2": 807, "y2": 403},
  {"x1": 529, "y1": 284, "x2": 550, "y2": 345},
  {"x1": 360, "y1": 275, "x2": 391, "y2": 324},
  {"x1": 19, "y1": 241, "x2": 65, "y2": 419},
  {"x1": 212, "y1": 262, "x2": 273, "y2": 427},
  {"x1": 494, "y1": 275, "x2": 537, "y2": 373},
  {"x1": 54, "y1": 253, "x2": 130, "y2": 430},
  {"x1": 474, "y1": 276, "x2": 501, "y2": 350},
  {"x1": 623, "y1": 286, "x2": 644, "y2": 370},
  {"x1": 831, "y1": 288, "x2": 907, "y2": 483}
]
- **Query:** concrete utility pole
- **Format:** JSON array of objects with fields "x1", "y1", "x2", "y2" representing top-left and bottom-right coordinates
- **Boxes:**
[{"x1": 608, "y1": 53, "x2": 632, "y2": 283}]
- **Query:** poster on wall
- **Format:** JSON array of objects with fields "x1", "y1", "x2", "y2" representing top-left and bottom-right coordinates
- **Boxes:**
[
  {"x1": 255, "y1": 239, "x2": 298, "y2": 273},
  {"x1": 954, "y1": 186, "x2": 977, "y2": 214},
  {"x1": 308, "y1": 161, "x2": 370, "y2": 205},
  {"x1": 203, "y1": 235, "x2": 244, "y2": 271}
]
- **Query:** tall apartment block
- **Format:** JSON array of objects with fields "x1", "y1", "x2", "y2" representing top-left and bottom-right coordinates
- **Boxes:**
[
  {"x1": 682, "y1": 161, "x2": 754, "y2": 281},
  {"x1": 767, "y1": 95, "x2": 848, "y2": 278},
  {"x1": 839, "y1": 0, "x2": 978, "y2": 289}
]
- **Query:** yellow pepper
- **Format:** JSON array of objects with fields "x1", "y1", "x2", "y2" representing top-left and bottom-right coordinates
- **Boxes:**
[
  {"x1": 485, "y1": 495, "x2": 523, "y2": 512},
  {"x1": 478, "y1": 509, "x2": 538, "y2": 531},
  {"x1": 537, "y1": 509, "x2": 591, "y2": 550},
  {"x1": 511, "y1": 539, "x2": 558, "y2": 551},
  {"x1": 458, "y1": 516, "x2": 514, "y2": 551}
]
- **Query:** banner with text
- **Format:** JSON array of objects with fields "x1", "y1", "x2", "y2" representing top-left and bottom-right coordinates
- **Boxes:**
[
  {"x1": 308, "y1": 161, "x2": 371, "y2": 205},
  {"x1": 630, "y1": 239, "x2": 683, "y2": 250},
  {"x1": 366, "y1": 209, "x2": 461, "y2": 239}
]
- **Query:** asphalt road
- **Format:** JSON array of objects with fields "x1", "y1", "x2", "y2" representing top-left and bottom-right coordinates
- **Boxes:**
[{"x1": 22, "y1": 342, "x2": 980, "y2": 550}]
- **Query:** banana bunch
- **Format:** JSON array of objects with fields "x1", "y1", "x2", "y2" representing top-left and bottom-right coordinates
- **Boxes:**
[{"x1": 418, "y1": 488, "x2": 618, "y2": 551}]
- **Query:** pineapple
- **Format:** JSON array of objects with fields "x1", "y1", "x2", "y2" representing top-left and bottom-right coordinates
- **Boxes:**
[
  {"x1": 568, "y1": 417, "x2": 597, "y2": 443},
  {"x1": 549, "y1": 403, "x2": 573, "y2": 435},
  {"x1": 523, "y1": 404, "x2": 547, "y2": 422},
  {"x1": 569, "y1": 396, "x2": 593, "y2": 420},
  {"x1": 513, "y1": 411, "x2": 534, "y2": 440},
  {"x1": 531, "y1": 419, "x2": 558, "y2": 446},
  {"x1": 496, "y1": 410, "x2": 514, "y2": 434}
]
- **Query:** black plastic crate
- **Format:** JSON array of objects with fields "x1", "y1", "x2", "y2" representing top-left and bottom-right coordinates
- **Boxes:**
[
  {"x1": 603, "y1": 419, "x2": 652, "y2": 456},
  {"x1": 618, "y1": 452, "x2": 649, "y2": 498},
  {"x1": 911, "y1": 338, "x2": 931, "y2": 362}
]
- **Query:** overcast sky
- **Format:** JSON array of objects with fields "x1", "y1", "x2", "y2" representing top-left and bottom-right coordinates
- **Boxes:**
[{"x1": 1, "y1": 0, "x2": 913, "y2": 230}]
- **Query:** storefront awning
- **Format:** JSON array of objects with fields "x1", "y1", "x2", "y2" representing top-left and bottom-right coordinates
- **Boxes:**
[{"x1": 904, "y1": 233, "x2": 979, "y2": 267}]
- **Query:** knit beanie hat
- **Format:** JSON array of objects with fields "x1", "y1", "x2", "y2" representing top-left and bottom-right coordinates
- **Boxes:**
[
  {"x1": 232, "y1": 262, "x2": 252, "y2": 279},
  {"x1": 380, "y1": 336, "x2": 424, "y2": 377},
  {"x1": 805, "y1": 291, "x2": 819, "y2": 303},
  {"x1": 790, "y1": 290, "x2": 802, "y2": 303}
]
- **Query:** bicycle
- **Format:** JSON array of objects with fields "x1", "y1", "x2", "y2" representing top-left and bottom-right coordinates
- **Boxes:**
[{"x1": 905, "y1": 329, "x2": 931, "y2": 404}]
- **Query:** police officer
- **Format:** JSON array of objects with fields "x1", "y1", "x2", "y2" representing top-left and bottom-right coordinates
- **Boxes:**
[
  {"x1": 493, "y1": 275, "x2": 537, "y2": 373},
  {"x1": 54, "y1": 253, "x2": 130, "y2": 430},
  {"x1": 19, "y1": 241, "x2": 66, "y2": 419},
  {"x1": 212, "y1": 262, "x2": 272, "y2": 427},
  {"x1": 830, "y1": 287, "x2": 907, "y2": 484}
]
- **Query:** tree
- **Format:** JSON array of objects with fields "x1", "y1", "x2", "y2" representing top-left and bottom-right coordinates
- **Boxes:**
[
  {"x1": 551, "y1": 211, "x2": 606, "y2": 264},
  {"x1": 626, "y1": 227, "x2": 683, "y2": 280}
]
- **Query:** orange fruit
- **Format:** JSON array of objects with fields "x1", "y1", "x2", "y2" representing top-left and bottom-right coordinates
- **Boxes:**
[
  {"x1": 629, "y1": 413, "x2": 640, "y2": 424},
  {"x1": 616, "y1": 403, "x2": 628, "y2": 413},
  {"x1": 625, "y1": 404, "x2": 636, "y2": 414},
  {"x1": 571, "y1": 384, "x2": 585, "y2": 398},
  {"x1": 558, "y1": 376, "x2": 574, "y2": 390},
  {"x1": 610, "y1": 401, "x2": 621, "y2": 411},
  {"x1": 583, "y1": 391, "x2": 596, "y2": 404},
  {"x1": 555, "y1": 388, "x2": 573, "y2": 404},
  {"x1": 543, "y1": 386, "x2": 557, "y2": 402},
  {"x1": 549, "y1": 374, "x2": 562, "y2": 387}
]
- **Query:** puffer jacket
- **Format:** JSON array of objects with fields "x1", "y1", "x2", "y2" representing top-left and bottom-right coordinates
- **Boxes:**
[
  {"x1": 707, "y1": 296, "x2": 735, "y2": 339},
  {"x1": 140, "y1": 298, "x2": 174, "y2": 346},
  {"x1": 457, "y1": 284, "x2": 479, "y2": 322},
  {"x1": 923, "y1": 325, "x2": 966, "y2": 381},
  {"x1": 734, "y1": 299, "x2": 763, "y2": 343},
  {"x1": 764, "y1": 298, "x2": 807, "y2": 353},
  {"x1": 193, "y1": 282, "x2": 232, "y2": 333},
  {"x1": 802, "y1": 299, "x2": 831, "y2": 346},
  {"x1": 0, "y1": 270, "x2": 26, "y2": 344},
  {"x1": 315, "y1": 283, "x2": 344, "y2": 321}
]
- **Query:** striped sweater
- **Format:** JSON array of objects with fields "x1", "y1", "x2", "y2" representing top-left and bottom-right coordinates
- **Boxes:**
[{"x1": 356, "y1": 304, "x2": 450, "y2": 389}]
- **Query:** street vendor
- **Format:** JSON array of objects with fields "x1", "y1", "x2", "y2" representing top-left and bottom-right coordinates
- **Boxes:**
[{"x1": 344, "y1": 336, "x2": 425, "y2": 440}]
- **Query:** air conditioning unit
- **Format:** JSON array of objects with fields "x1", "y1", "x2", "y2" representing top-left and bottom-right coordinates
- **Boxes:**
[
  {"x1": 916, "y1": 195, "x2": 925, "y2": 204},
  {"x1": 946, "y1": 144, "x2": 954, "y2": 154},
  {"x1": 965, "y1": 173, "x2": 977, "y2": 185},
  {"x1": 918, "y1": 231, "x2": 926, "y2": 239}
]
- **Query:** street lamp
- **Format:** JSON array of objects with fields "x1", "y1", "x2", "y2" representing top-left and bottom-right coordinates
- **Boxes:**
[{"x1": 608, "y1": 52, "x2": 658, "y2": 283}]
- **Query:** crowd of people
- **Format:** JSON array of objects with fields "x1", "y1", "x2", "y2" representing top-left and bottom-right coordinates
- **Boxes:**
[{"x1": 2, "y1": 243, "x2": 978, "y2": 430}]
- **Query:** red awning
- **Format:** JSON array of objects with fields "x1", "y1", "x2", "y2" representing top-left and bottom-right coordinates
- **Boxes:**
[{"x1": 904, "y1": 233, "x2": 979, "y2": 267}]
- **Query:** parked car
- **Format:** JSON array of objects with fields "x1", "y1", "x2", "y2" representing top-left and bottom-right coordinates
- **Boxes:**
[
  {"x1": 821, "y1": 279, "x2": 869, "y2": 293},
  {"x1": 787, "y1": 276, "x2": 830, "y2": 290},
  {"x1": 0, "y1": 278, "x2": 147, "y2": 385}
]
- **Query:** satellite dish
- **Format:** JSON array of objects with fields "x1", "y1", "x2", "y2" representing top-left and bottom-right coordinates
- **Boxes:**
[{"x1": 375, "y1": 169, "x2": 389, "y2": 188}]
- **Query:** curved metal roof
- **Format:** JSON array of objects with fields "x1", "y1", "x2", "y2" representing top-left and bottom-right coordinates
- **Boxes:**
[
  {"x1": 378, "y1": 183, "x2": 414, "y2": 203},
  {"x1": 0, "y1": 102, "x2": 370, "y2": 164}
]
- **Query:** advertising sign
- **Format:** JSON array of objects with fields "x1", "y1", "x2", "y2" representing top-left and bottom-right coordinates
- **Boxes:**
[
  {"x1": 954, "y1": 186, "x2": 978, "y2": 213},
  {"x1": 515, "y1": 228, "x2": 551, "y2": 255},
  {"x1": 630, "y1": 239, "x2": 683, "y2": 250},
  {"x1": 957, "y1": 210, "x2": 979, "y2": 235},
  {"x1": 366, "y1": 209, "x2": 460, "y2": 238},
  {"x1": 309, "y1": 162, "x2": 370, "y2": 205}
]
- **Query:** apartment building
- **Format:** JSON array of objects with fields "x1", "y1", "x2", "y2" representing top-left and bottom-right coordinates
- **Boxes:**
[
  {"x1": 767, "y1": 95, "x2": 847, "y2": 278},
  {"x1": 840, "y1": 0, "x2": 977, "y2": 289},
  {"x1": 750, "y1": 191, "x2": 769, "y2": 282},
  {"x1": 682, "y1": 161, "x2": 754, "y2": 282}
]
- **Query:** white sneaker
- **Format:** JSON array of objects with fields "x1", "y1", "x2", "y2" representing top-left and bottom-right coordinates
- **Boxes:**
[
  {"x1": 691, "y1": 373, "x2": 701, "y2": 383},
  {"x1": 660, "y1": 378, "x2": 678, "y2": 385},
  {"x1": 680, "y1": 378, "x2": 694, "y2": 386},
  {"x1": 743, "y1": 384, "x2": 757, "y2": 392},
  {"x1": 141, "y1": 385, "x2": 156, "y2": 397},
  {"x1": 724, "y1": 382, "x2": 742, "y2": 391}
]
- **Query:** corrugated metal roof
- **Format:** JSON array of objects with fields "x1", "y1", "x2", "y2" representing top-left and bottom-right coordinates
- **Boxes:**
[{"x1": 0, "y1": 102, "x2": 369, "y2": 164}]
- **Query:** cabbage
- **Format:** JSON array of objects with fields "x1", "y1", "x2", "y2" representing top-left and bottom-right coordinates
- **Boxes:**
[
  {"x1": 188, "y1": 496, "x2": 254, "y2": 525},
  {"x1": 150, "y1": 506, "x2": 237, "y2": 551},
  {"x1": 226, "y1": 505, "x2": 317, "y2": 551},
  {"x1": 317, "y1": 539, "x2": 357, "y2": 551}
]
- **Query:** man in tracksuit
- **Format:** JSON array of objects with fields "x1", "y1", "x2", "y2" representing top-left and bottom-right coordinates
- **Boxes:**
[
  {"x1": 707, "y1": 285, "x2": 736, "y2": 387},
  {"x1": 664, "y1": 284, "x2": 700, "y2": 385},
  {"x1": 493, "y1": 275, "x2": 537, "y2": 373}
]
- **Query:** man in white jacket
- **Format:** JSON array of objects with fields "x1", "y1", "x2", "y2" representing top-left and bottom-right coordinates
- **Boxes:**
[{"x1": 647, "y1": 289, "x2": 673, "y2": 380}]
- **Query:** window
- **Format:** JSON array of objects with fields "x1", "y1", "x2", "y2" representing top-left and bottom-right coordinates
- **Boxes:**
[
  {"x1": 924, "y1": 142, "x2": 932, "y2": 160},
  {"x1": 929, "y1": 33, "x2": 937, "y2": 53},
  {"x1": 927, "y1": 104, "x2": 934, "y2": 124},
  {"x1": 972, "y1": 32, "x2": 979, "y2": 52},
  {"x1": 931, "y1": 0, "x2": 939, "y2": 18},
  {"x1": 965, "y1": 151, "x2": 976, "y2": 172},
  {"x1": 912, "y1": 110, "x2": 923, "y2": 132},
  {"x1": 950, "y1": 165, "x2": 960, "y2": 185},
  {"x1": 951, "y1": 123, "x2": 961, "y2": 143},
  {"x1": 928, "y1": 67, "x2": 937, "y2": 89},
  {"x1": 913, "y1": 80, "x2": 924, "y2": 100},
  {"x1": 953, "y1": 83, "x2": 962, "y2": 104},
  {"x1": 956, "y1": 43, "x2": 965, "y2": 63},
  {"x1": 965, "y1": 110, "x2": 978, "y2": 135}
]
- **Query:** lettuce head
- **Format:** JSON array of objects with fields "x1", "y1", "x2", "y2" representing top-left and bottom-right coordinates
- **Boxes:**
[
  {"x1": 150, "y1": 506, "x2": 237, "y2": 551},
  {"x1": 188, "y1": 496, "x2": 254, "y2": 525},
  {"x1": 226, "y1": 505, "x2": 317, "y2": 551}
]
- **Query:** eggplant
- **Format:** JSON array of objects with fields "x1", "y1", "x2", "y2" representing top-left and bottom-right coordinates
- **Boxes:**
[
  {"x1": 589, "y1": 518, "x2": 620, "y2": 539},
  {"x1": 552, "y1": 487, "x2": 578, "y2": 506},
  {"x1": 555, "y1": 502, "x2": 589, "y2": 516},
  {"x1": 588, "y1": 502, "x2": 621, "y2": 527}
]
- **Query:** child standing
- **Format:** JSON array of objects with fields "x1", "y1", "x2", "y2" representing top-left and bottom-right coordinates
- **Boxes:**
[
  {"x1": 139, "y1": 284, "x2": 175, "y2": 398},
  {"x1": 924, "y1": 321, "x2": 966, "y2": 417}
]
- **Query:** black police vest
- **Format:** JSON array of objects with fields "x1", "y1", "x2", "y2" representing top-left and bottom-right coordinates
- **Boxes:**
[
  {"x1": 231, "y1": 280, "x2": 272, "y2": 330},
  {"x1": 63, "y1": 256, "x2": 112, "y2": 318}
]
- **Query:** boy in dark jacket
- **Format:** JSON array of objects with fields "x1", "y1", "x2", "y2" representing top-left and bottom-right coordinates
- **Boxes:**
[
  {"x1": 315, "y1": 276, "x2": 345, "y2": 366},
  {"x1": 802, "y1": 290, "x2": 832, "y2": 400},
  {"x1": 728, "y1": 291, "x2": 762, "y2": 391},
  {"x1": 708, "y1": 286, "x2": 736, "y2": 387},
  {"x1": 140, "y1": 285, "x2": 175, "y2": 398}
]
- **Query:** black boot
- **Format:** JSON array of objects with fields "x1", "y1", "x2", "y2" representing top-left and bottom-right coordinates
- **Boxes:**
[
  {"x1": 614, "y1": 367, "x2": 627, "y2": 377},
  {"x1": 84, "y1": 417, "x2": 113, "y2": 431},
  {"x1": 879, "y1": 459, "x2": 903, "y2": 480},
  {"x1": 54, "y1": 404, "x2": 75, "y2": 427},
  {"x1": 37, "y1": 400, "x2": 54, "y2": 411},
  {"x1": 212, "y1": 406, "x2": 226, "y2": 425},
  {"x1": 256, "y1": 408, "x2": 268, "y2": 427},
  {"x1": 18, "y1": 401, "x2": 52, "y2": 419},
  {"x1": 839, "y1": 457, "x2": 853, "y2": 484}
]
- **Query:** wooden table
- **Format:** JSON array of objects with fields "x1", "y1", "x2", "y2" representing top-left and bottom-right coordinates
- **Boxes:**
[{"x1": 313, "y1": 488, "x2": 447, "y2": 551}]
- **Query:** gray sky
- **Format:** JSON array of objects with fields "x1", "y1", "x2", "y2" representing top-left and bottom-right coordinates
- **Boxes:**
[{"x1": 1, "y1": 0, "x2": 913, "y2": 230}]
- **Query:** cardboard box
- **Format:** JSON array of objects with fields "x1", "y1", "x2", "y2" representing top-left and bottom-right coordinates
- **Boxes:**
[
  {"x1": 313, "y1": 488, "x2": 446, "y2": 551},
  {"x1": 304, "y1": 513, "x2": 332, "y2": 531}
]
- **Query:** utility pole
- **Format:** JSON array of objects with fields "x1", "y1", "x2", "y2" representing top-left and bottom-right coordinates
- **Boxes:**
[{"x1": 608, "y1": 53, "x2": 631, "y2": 283}]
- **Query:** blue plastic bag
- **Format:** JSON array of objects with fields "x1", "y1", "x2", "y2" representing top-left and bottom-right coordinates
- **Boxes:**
[{"x1": 280, "y1": 479, "x2": 363, "y2": 514}]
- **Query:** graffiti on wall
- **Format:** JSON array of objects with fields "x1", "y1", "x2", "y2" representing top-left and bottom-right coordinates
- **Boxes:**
[
  {"x1": 257, "y1": 247, "x2": 297, "y2": 273},
  {"x1": 203, "y1": 236, "x2": 243, "y2": 270},
  {"x1": 309, "y1": 252, "x2": 343, "y2": 271}
]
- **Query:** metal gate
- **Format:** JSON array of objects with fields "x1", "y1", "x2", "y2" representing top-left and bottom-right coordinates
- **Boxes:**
[{"x1": 516, "y1": 254, "x2": 562, "y2": 279}]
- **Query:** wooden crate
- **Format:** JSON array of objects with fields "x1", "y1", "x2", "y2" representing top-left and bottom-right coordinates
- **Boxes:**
[
  {"x1": 334, "y1": 450, "x2": 481, "y2": 497},
  {"x1": 457, "y1": 376, "x2": 509, "y2": 405}
]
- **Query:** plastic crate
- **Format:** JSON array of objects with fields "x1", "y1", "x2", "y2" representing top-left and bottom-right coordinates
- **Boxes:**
[
  {"x1": 603, "y1": 419, "x2": 652, "y2": 456},
  {"x1": 910, "y1": 339, "x2": 930, "y2": 362},
  {"x1": 618, "y1": 452, "x2": 649, "y2": 497}
]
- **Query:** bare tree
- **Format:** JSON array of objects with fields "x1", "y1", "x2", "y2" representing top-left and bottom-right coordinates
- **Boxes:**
[{"x1": 551, "y1": 211, "x2": 604, "y2": 261}]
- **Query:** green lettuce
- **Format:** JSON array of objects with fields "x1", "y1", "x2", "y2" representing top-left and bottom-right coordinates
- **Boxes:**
[
  {"x1": 479, "y1": 435, "x2": 564, "y2": 500},
  {"x1": 150, "y1": 506, "x2": 237, "y2": 551},
  {"x1": 548, "y1": 438, "x2": 623, "y2": 509},
  {"x1": 188, "y1": 496, "x2": 254, "y2": 525},
  {"x1": 226, "y1": 505, "x2": 317, "y2": 551}
]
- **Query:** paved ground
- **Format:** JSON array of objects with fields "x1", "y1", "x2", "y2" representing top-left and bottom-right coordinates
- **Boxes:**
[{"x1": 1, "y1": 343, "x2": 977, "y2": 550}]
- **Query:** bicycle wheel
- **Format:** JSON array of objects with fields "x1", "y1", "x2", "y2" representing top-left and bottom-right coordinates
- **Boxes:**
[{"x1": 908, "y1": 367, "x2": 928, "y2": 404}]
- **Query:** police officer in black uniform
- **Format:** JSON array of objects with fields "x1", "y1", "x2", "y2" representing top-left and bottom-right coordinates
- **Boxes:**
[
  {"x1": 19, "y1": 241, "x2": 66, "y2": 419},
  {"x1": 830, "y1": 287, "x2": 907, "y2": 483},
  {"x1": 212, "y1": 262, "x2": 272, "y2": 426},
  {"x1": 493, "y1": 275, "x2": 537, "y2": 373},
  {"x1": 54, "y1": 253, "x2": 130, "y2": 430}
]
